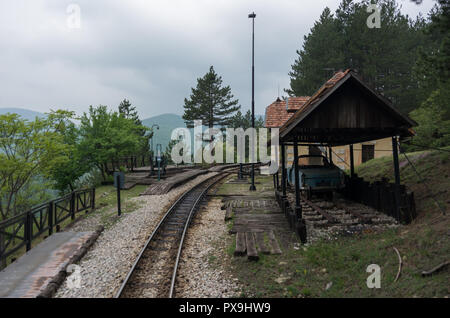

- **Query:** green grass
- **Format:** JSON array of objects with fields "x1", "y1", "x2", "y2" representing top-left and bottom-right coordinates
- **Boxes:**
[
  {"x1": 84, "y1": 184, "x2": 147, "y2": 229},
  {"x1": 231, "y1": 225, "x2": 449, "y2": 298},
  {"x1": 224, "y1": 149, "x2": 449, "y2": 297},
  {"x1": 354, "y1": 146, "x2": 450, "y2": 221}
]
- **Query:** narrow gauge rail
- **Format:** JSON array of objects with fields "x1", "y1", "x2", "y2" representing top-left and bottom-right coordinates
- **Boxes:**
[{"x1": 115, "y1": 171, "x2": 231, "y2": 298}]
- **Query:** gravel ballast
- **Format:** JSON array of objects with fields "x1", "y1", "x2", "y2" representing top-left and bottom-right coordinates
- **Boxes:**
[
  {"x1": 175, "y1": 196, "x2": 242, "y2": 298},
  {"x1": 55, "y1": 172, "x2": 218, "y2": 298}
]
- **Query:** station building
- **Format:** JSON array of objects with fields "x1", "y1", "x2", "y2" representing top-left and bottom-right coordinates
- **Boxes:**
[{"x1": 264, "y1": 72, "x2": 395, "y2": 170}]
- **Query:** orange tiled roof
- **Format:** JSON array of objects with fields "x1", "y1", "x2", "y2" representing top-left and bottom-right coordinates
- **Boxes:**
[
  {"x1": 281, "y1": 69, "x2": 351, "y2": 129},
  {"x1": 264, "y1": 70, "x2": 351, "y2": 128},
  {"x1": 265, "y1": 96, "x2": 310, "y2": 128}
]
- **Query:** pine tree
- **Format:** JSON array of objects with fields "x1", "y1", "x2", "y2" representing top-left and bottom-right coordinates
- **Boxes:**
[
  {"x1": 286, "y1": 7, "x2": 344, "y2": 96},
  {"x1": 183, "y1": 66, "x2": 240, "y2": 128},
  {"x1": 118, "y1": 99, "x2": 151, "y2": 156},
  {"x1": 287, "y1": 0, "x2": 427, "y2": 114},
  {"x1": 118, "y1": 99, "x2": 141, "y2": 126}
]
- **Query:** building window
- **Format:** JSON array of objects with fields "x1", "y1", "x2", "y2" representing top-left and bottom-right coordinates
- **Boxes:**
[{"x1": 362, "y1": 144, "x2": 375, "y2": 163}]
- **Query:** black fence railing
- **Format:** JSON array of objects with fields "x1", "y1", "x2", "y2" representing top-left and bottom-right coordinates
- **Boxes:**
[
  {"x1": 106, "y1": 155, "x2": 152, "y2": 172},
  {"x1": 0, "y1": 188, "x2": 95, "y2": 269},
  {"x1": 343, "y1": 175, "x2": 416, "y2": 224}
]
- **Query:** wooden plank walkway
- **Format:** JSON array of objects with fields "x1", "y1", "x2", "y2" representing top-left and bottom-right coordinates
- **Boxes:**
[
  {"x1": 141, "y1": 169, "x2": 208, "y2": 195},
  {"x1": 233, "y1": 230, "x2": 282, "y2": 260},
  {"x1": 0, "y1": 231, "x2": 99, "y2": 298},
  {"x1": 224, "y1": 196, "x2": 287, "y2": 260}
]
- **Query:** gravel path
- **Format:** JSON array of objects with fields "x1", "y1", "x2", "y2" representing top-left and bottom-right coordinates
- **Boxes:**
[
  {"x1": 175, "y1": 196, "x2": 242, "y2": 298},
  {"x1": 55, "y1": 172, "x2": 217, "y2": 298}
]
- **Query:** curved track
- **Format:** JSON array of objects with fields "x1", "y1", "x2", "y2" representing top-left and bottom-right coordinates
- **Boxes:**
[{"x1": 115, "y1": 171, "x2": 230, "y2": 298}]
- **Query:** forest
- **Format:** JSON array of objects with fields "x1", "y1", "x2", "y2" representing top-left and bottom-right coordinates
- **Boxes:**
[{"x1": 287, "y1": 0, "x2": 449, "y2": 151}]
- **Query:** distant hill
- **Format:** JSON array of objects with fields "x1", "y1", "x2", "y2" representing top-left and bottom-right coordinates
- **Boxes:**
[
  {"x1": 142, "y1": 114, "x2": 188, "y2": 152},
  {"x1": 0, "y1": 108, "x2": 44, "y2": 120},
  {"x1": 0, "y1": 108, "x2": 264, "y2": 154}
]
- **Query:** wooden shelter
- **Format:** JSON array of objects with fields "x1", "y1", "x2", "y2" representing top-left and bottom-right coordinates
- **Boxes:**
[{"x1": 277, "y1": 70, "x2": 416, "y2": 242}]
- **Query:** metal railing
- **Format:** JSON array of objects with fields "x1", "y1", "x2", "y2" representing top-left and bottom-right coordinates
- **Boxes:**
[
  {"x1": 106, "y1": 155, "x2": 152, "y2": 172},
  {"x1": 0, "y1": 188, "x2": 95, "y2": 269}
]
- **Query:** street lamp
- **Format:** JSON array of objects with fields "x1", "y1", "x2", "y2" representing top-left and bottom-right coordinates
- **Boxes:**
[
  {"x1": 248, "y1": 11, "x2": 256, "y2": 191},
  {"x1": 150, "y1": 124, "x2": 159, "y2": 160},
  {"x1": 156, "y1": 143, "x2": 162, "y2": 181}
]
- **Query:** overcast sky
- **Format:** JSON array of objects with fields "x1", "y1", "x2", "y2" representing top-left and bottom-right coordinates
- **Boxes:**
[{"x1": 0, "y1": 0, "x2": 435, "y2": 119}]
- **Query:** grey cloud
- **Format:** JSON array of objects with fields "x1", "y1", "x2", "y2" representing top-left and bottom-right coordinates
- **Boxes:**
[{"x1": 0, "y1": 0, "x2": 434, "y2": 119}]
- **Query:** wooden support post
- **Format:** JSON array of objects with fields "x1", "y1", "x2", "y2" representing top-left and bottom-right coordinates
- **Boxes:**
[
  {"x1": 276, "y1": 172, "x2": 279, "y2": 190},
  {"x1": 392, "y1": 136, "x2": 401, "y2": 187},
  {"x1": 281, "y1": 142, "x2": 287, "y2": 197},
  {"x1": 392, "y1": 136, "x2": 401, "y2": 219},
  {"x1": 293, "y1": 136, "x2": 302, "y2": 218},
  {"x1": 328, "y1": 147, "x2": 333, "y2": 164},
  {"x1": 349, "y1": 144, "x2": 355, "y2": 178}
]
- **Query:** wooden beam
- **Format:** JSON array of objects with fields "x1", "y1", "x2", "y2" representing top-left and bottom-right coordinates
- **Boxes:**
[
  {"x1": 293, "y1": 136, "x2": 301, "y2": 209},
  {"x1": 245, "y1": 232, "x2": 259, "y2": 261},
  {"x1": 350, "y1": 144, "x2": 355, "y2": 178},
  {"x1": 281, "y1": 142, "x2": 287, "y2": 197},
  {"x1": 392, "y1": 136, "x2": 401, "y2": 219},
  {"x1": 234, "y1": 232, "x2": 246, "y2": 256},
  {"x1": 254, "y1": 232, "x2": 270, "y2": 255},
  {"x1": 268, "y1": 231, "x2": 282, "y2": 255},
  {"x1": 392, "y1": 136, "x2": 401, "y2": 186},
  {"x1": 328, "y1": 147, "x2": 333, "y2": 164}
]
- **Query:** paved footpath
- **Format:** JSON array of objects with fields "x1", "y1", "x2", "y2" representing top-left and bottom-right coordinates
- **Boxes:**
[{"x1": 0, "y1": 231, "x2": 96, "y2": 298}]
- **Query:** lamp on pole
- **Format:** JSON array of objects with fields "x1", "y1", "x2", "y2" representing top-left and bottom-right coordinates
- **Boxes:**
[
  {"x1": 248, "y1": 11, "x2": 256, "y2": 191},
  {"x1": 150, "y1": 124, "x2": 159, "y2": 160}
]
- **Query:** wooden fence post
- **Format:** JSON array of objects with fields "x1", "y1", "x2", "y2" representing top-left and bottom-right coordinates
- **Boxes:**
[
  {"x1": 70, "y1": 192, "x2": 75, "y2": 220},
  {"x1": 0, "y1": 231, "x2": 6, "y2": 269},
  {"x1": 92, "y1": 188, "x2": 96, "y2": 210},
  {"x1": 48, "y1": 201, "x2": 53, "y2": 236},
  {"x1": 25, "y1": 212, "x2": 32, "y2": 252}
]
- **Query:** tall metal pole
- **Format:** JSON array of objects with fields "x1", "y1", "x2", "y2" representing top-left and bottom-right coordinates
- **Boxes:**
[
  {"x1": 151, "y1": 124, "x2": 159, "y2": 161},
  {"x1": 249, "y1": 12, "x2": 256, "y2": 191}
]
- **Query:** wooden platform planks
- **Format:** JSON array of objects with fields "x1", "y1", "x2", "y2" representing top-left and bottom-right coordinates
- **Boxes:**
[
  {"x1": 245, "y1": 232, "x2": 259, "y2": 261},
  {"x1": 234, "y1": 232, "x2": 246, "y2": 256},
  {"x1": 268, "y1": 231, "x2": 282, "y2": 255},
  {"x1": 141, "y1": 169, "x2": 208, "y2": 195},
  {"x1": 254, "y1": 232, "x2": 270, "y2": 255},
  {"x1": 230, "y1": 213, "x2": 288, "y2": 234},
  {"x1": 234, "y1": 231, "x2": 282, "y2": 259},
  {"x1": 224, "y1": 207, "x2": 233, "y2": 221}
]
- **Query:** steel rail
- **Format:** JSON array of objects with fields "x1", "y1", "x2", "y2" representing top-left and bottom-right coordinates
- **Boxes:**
[
  {"x1": 115, "y1": 170, "x2": 232, "y2": 298},
  {"x1": 168, "y1": 172, "x2": 229, "y2": 298}
]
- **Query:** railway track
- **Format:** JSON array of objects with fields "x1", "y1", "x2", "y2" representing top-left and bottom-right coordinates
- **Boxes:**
[{"x1": 115, "y1": 171, "x2": 231, "y2": 298}]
